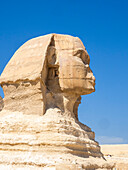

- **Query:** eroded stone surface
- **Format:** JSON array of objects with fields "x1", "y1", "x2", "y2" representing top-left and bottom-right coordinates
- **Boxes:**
[
  {"x1": 0, "y1": 96, "x2": 4, "y2": 111},
  {"x1": 0, "y1": 34, "x2": 114, "y2": 169}
]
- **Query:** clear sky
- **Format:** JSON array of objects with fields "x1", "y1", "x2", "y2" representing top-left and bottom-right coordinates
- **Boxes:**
[{"x1": 0, "y1": 0, "x2": 128, "y2": 144}]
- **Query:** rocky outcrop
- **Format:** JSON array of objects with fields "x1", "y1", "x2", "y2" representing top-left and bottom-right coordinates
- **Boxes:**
[
  {"x1": 0, "y1": 96, "x2": 4, "y2": 111},
  {"x1": 0, "y1": 34, "x2": 114, "y2": 169}
]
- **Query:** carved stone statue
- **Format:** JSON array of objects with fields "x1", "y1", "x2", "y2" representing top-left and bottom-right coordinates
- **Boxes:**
[{"x1": 0, "y1": 34, "x2": 114, "y2": 169}]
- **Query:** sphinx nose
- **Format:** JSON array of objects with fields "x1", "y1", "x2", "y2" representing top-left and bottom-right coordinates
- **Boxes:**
[
  {"x1": 92, "y1": 74, "x2": 95, "y2": 81},
  {"x1": 85, "y1": 65, "x2": 95, "y2": 80},
  {"x1": 86, "y1": 72, "x2": 95, "y2": 80}
]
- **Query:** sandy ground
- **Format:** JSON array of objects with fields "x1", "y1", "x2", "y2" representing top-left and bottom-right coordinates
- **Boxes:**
[{"x1": 100, "y1": 144, "x2": 128, "y2": 169}]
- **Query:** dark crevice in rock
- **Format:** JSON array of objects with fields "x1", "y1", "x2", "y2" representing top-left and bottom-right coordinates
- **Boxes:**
[{"x1": 0, "y1": 96, "x2": 4, "y2": 112}]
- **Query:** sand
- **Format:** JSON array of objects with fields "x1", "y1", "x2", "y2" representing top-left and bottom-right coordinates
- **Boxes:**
[{"x1": 100, "y1": 144, "x2": 128, "y2": 169}]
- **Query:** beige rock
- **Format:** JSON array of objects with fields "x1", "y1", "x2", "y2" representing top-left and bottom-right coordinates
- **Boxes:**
[{"x1": 0, "y1": 34, "x2": 114, "y2": 169}]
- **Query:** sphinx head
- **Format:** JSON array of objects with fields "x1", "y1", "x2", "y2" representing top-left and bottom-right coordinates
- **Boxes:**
[{"x1": 0, "y1": 34, "x2": 95, "y2": 119}]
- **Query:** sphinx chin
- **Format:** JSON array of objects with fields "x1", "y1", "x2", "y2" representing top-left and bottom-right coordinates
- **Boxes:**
[{"x1": 60, "y1": 86, "x2": 95, "y2": 96}]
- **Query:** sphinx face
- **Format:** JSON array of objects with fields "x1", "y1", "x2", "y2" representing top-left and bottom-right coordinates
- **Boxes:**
[{"x1": 57, "y1": 37, "x2": 95, "y2": 95}]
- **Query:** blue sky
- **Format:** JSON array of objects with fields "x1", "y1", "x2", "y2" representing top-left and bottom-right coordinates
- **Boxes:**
[{"x1": 0, "y1": 0, "x2": 128, "y2": 144}]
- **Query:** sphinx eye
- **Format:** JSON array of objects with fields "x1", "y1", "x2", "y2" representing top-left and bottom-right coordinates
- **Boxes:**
[
  {"x1": 73, "y1": 50, "x2": 82, "y2": 58},
  {"x1": 73, "y1": 49, "x2": 90, "y2": 65},
  {"x1": 81, "y1": 51, "x2": 90, "y2": 65},
  {"x1": 55, "y1": 70, "x2": 59, "y2": 77}
]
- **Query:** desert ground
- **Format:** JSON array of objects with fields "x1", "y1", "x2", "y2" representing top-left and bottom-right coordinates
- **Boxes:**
[{"x1": 100, "y1": 144, "x2": 128, "y2": 169}]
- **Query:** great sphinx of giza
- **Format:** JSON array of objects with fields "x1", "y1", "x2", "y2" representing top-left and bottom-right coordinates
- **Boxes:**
[{"x1": 0, "y1": 34, "x2": 114, "y2": 169}]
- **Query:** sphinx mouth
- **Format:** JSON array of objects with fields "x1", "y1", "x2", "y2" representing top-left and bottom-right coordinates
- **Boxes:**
[
  {"x1": 59, "y1": 77, "x2": 95, "y2": 85},
  {"x1": 59, "y1": 77, "x2": 95, "y2": 80},
  {"x1": 86, "y1": 78, "x2": 96, "y2": 84}
]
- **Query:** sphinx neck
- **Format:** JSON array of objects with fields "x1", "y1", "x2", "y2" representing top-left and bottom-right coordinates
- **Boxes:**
[
  {"x1": 45, "y1": 91, "x2": 81, "y2": 120},
  {"x1": 63, "y1": 93, "x2": 80, "y2": 119}
]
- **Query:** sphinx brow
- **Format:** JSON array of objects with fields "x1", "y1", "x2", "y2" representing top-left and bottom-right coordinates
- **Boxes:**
[
  {"x1": 74, "y1": 48, "x2": 86, "y2": 54},
  {"x1": 77, "y1": 49, "x2": 90, "y2": 64},
  {"x1": 73, "y1": 49, "x2": 82, "y2": 56}
]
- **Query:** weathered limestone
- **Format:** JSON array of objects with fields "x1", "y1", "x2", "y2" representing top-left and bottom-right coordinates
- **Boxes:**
[
  {"x1": 0, "y1": 96, "x2": 4, "y2": 111},
  {"x1": 0, "y1": 34, "x2": 114, "y2": 169}
]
